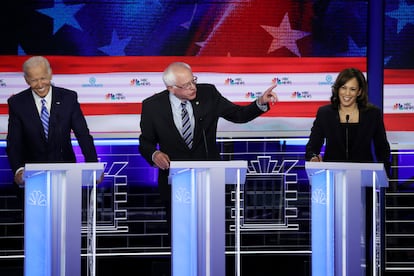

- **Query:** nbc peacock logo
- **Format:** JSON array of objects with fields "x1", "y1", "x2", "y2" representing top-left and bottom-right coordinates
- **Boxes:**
[
  {"x1": 130, "y1": 78, "x2": 151, "y2": 86},
  {"x1": 225, "y1": 77, "x2": 245, "y2": 85},
  {"x1": 393, "y1": 102, "x2": 414, "y2": 111},
  {"x1": 245, "y1": 91, "x2": 262, "y2": 99},
  {"x1": 105, "y1": 92, "x2": 126, "y2": 100},
  {"x1": 0, "y1": 79, "x2": 6, "y2": 87},
  {"x1": 291, "y1": 91, "x2": 312, "y2": 99},
  {"x1": 174, "y1": 187, "x2": 191, "y2": 204},
  {"x1": 272, "y1": 77, "x2": 292, "y2": 85},
  {"x1": 28, "y1": 190, "x2": 47, "y2": 206}
]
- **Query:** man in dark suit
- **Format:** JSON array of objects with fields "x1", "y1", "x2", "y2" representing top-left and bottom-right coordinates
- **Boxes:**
[
  {"x1": 6, "y1": 56, "x2": 99, "y2": 186},
  {"x1": 139, "y1": 61, "x2": 278, "y2": 200},
  {"x1": 138, "y1": 61, "x2": 278, "y2": 243}
]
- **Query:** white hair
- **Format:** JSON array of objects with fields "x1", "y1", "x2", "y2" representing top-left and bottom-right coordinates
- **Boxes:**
[
  {"x1": 162, "y1": 62, "x2": 191, "y2": 87},
  {"x1": 23, "y1": 56, "x2": 52, "y2": 77}
]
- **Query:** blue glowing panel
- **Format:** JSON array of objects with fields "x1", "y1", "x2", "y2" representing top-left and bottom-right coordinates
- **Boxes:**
[
  {"x1": 73, "y1": 139, "x2": 158, "y2": 187},
  {"x1": 24, "y1": 172, "x2": 51, "y2": 276},
  {"x1": 171, "y1": 169, "x2": 196, "y2": 276},
  {"x1": 311, "y1": 170, "x2": 334, "y2": 276}
]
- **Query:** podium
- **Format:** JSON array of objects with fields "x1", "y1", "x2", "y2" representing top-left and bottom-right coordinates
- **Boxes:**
[
  {"x1": 169, "y1": 160, "x2": 247, "y2": 276},
  {"x1": 305, "y1": 162, "x2": 389, "y2": 276},
  {"x1": 24, "y1": 162, "x2": 104, "y2": 276}
]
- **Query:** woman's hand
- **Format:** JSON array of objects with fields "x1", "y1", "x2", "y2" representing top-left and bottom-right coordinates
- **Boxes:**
[{"x1": 310, "y1": 154, "x2": 322, "y2": 162}]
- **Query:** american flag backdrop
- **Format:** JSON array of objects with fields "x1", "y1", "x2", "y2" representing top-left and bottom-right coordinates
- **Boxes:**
[
  {"x1": 0, "y1": 0, "x2": 411, "y2": 63},
  {"x1": 0, "y1": 0, "x2": 413, "y2": 138}
]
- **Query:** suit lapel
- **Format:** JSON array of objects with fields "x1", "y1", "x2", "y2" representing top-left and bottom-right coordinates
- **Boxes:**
[
  {"x1": 23, "y1": 89, "x2": 47, "y2": 141},
  {"x1": 190, "y1": 98, "x2": 204, "y2": 149},
  {"x1": 160, "y1": 92, "x2": 186, "y2": 146},
  {"x1": 351, "y1": 109, "x2": 364, "y2": 152},
  {"x1": 331, "y1": 109, "x2": 346, "y2": 152},
  {"x1": 48, "y1": 87, "x2": 61, "y2": 140},
  {"x1": 25, "y1": 89, "x2": 40, "y2": 120}
]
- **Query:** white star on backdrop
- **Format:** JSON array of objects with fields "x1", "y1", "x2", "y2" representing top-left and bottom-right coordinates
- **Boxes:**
[
  {"x1": 180, "y1": 4, "x2": 198, "y2": 30},
  {"x1": 261, "y1": 13, "x2": 310, "y2": 57},
  {"x1": 37, "y1": 2, "x2": 85, "y2": 35},
  {"x1": 341, "y1": 37, "x2": 366, "y2": 57},
  {"x1": 98, "y1": 30, "x2": 132, "y2": 56},
  {"x1": 386, "y1": 0, "x2": 414, "y2": 33}
]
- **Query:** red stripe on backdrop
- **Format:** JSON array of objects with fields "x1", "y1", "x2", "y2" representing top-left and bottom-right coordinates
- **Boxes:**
[
  {"x1": 0, "y1": 56, "x2": 366, "y2": 74},
  {"x1": 384, "y1": 69, "x2": 414, "y2": 84},
  {"x1": 80, "y1": 105, "x2": 414, "y2": 131},
  {"x1": 384, "y1": 114, "x2": 414, "y2": 131},
  {"x1": 80, "y1": 103, "x2": 142, "y2": 115},
  {"x1": 0, "y1": 102, "x2": 327, "y2": 117},
  {"x1": 1, "y1": 103, "x2": 413, "y2": 131},
  {"x1": 0, "y1": 105, "x2": 8, "y2": 115},
  {"x1": 261, "y1": 101, "x2": 328, "y2": 117},
  {"x1": 77, "y1": 101, "x2": 328, "y2": 117},
  {"x1": 5, "y1": 102, "x2": 414, "y2": 127}
]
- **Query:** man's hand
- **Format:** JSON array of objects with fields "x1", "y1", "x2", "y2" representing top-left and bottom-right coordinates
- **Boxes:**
[
  {"x1": 258, "y1": 84, "x2": 278, "y2": 105},
  {"x1": 96, "y1": 172, "x2": 105, "y2": 184},
  {"x1": 14, "y1": 170, "x2": 25, "y2": 186},
  {"x1": 153, "y1": 151, "x2": 171, "y2": 170}
]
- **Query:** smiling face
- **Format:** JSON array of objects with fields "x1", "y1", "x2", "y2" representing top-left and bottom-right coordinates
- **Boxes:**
[
  {"x1": 330, "y1": 68, "x2": 368, "y2": 109},
  {"x1": 338, "y1": 77, "x2": 361, "y2": 109},
  {"x1": 24, "y1": 61, "x2": 52, "y2": 98}
]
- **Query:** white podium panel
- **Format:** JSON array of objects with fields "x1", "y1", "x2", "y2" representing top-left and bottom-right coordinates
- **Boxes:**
[
  {"x1": 169, "y1": 160, "x2": 247, "y2": 276},
  {"x1": 24, "y1": 162, "x2": 104, "y2": 276},
  {"x1": 305, "y1": 162, "x2": 388, "y2": 276}
]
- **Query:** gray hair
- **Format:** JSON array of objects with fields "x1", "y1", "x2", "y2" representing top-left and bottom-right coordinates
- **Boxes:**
[
  {"x1": 162, "y1": 62, "x2": 191, "y2": 87},
  {"x1": 23, "y1": 56, "x2": 52, "y2": 77}
]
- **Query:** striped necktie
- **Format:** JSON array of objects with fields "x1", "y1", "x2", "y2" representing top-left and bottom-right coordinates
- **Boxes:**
[
  {"x1": 40, "y1": 98, "x2": 49, "y2": 139},
  {"x1": 181, "y1": 101, "x2": 193, "y2": 149}
]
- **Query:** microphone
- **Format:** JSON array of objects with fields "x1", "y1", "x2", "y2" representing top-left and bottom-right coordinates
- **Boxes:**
[
  {"x1": 54, "y1": 111, "x2": 63, "y2": 161},
  {"x1": 199, "y1": 117, "x2": 209, "y2": 158},
  {"x1": 345, "y1": 114, "x2": 350, "y2": 161}
]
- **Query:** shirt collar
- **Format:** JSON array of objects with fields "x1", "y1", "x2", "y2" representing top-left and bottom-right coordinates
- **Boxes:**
[
  {"x1": 32, "y1": 86, "x2": 52, "y2": 103},
  {"x1": 169, "y1": 93, "x2": 188, "y2": 110}
]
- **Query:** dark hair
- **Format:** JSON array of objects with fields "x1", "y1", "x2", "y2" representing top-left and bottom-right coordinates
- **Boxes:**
[{"x1": 330, "y1": 68, "x2": 368, "y2": 109}]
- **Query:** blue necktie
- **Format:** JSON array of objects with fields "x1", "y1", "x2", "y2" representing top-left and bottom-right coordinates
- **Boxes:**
[
  {"x1": 181, "y1": 101, "x2": 193, "y2": 149},
  {"x1": 40, "y1": 99, "x2": 49, "y2": 139}
]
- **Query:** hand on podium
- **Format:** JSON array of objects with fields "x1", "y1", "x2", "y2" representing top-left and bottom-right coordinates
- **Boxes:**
[
  {"x1": 310, "y1": 154, "x2": 322, "y2": 162},
  {"x1": 152, "y1": 150, "x2": 171, "y2": 170},
  {"x1": 14, "y1": 169, "x2": 25, "y2": 187},
  {"x1": 97, "y1": 172, "x2": 105, "y2": 184}
]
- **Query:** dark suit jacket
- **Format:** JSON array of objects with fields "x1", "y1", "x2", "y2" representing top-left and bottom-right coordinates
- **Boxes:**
[
  {"x1": 6, "y1": 86, "x2": 98, "y2": 175},
  {"x1": 305, "y1": 103, "x2": 391, "y2": 174},
  {"x1": 139, "y1": 83, "x2": 267, "y2": 199}
]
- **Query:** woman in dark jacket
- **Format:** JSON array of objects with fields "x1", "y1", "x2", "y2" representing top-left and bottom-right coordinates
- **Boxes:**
[
  {"x1": 305, "y1": 67, "x2": 391, "y2": 275},
  {"x1": 305, "y1": 67, "x2": 391, "y2": 174}
]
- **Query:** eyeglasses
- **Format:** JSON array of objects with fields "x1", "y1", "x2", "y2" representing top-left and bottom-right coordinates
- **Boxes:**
[{"x1": 174, "y1": 76, "x2": 197, "y2": 90}]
